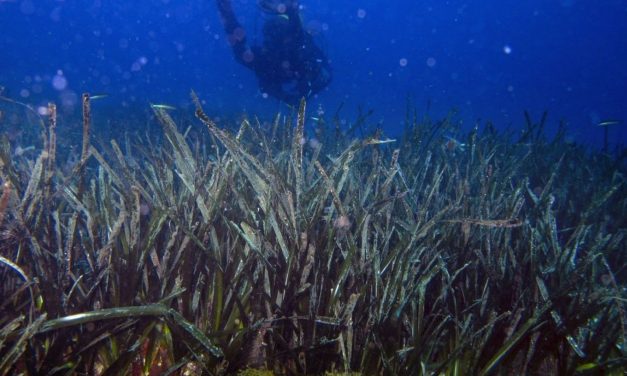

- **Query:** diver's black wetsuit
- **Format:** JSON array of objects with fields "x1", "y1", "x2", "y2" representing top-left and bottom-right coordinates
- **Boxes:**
[{"x1": 216, "y1": 0, "x2": 331, "y2": 105}]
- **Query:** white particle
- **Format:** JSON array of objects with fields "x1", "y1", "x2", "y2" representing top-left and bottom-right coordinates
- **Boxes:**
[
  {"x1": 37, "y1": 106, "x2": 50, "y2": 116},
  {"x1": 20, "y1": 1, "x2": 35, "y2": 15},
  {"x1": 52, "y1": 70, "x2": 68, "y2": 90}
]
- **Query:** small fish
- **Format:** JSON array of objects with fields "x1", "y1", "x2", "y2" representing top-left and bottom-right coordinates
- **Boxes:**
[
  {"x1": 150, "y1": 103, "x2": 176, "y2": 110},
  {"x1": 365, "y1": 138, "x2": 396, "y2": 145},
  {"x1": 597, "y1": 120, "x2": 620, "y2": 127},
  {"x1": 13, "y1": 145, "x2": 35, "y2": 157},
  {"x1": 90, "y1": 94, "x2": 109, "y2": 100},
  {"x1": 444, "y1": 136, "x2": 466, "y2": 151}
]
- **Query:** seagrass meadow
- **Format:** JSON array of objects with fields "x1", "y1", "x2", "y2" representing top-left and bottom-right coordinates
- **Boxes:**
[{"x1": 0, "y1": 93, "x2": 625, "y2": 375}]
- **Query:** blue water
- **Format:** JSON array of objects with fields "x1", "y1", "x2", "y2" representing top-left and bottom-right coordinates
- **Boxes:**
[{"x1": 1, "y1": 0, "x2": 626, "y2": 148}]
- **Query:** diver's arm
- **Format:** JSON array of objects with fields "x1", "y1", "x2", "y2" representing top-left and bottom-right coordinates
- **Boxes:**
[
  {"x1": 216, "y1": 0, "x2": 240, "y2": 34},
  {"x1": 284, "y1": 1, "x2": 305, "y2": 37},
  {"x1": 308, "y1": 42, "x2": 332, "y2": 94},
  {"x1": 216, "y1": 0, "x2": 255, "y2": 69}
]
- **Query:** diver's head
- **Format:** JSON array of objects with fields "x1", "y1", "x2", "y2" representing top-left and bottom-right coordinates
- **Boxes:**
[{"x1": 257, "y1": 0, "x2": 296, "y2": 15}]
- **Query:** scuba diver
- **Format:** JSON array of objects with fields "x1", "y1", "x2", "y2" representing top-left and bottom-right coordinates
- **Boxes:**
[{"x1": 215, "y1": 0, "x2": 332, "y2": 105}]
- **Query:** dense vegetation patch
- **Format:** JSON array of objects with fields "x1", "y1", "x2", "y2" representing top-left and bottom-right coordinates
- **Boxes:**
[{"x1": 0, "y1": 94, "x2": 625, "y2": 375}]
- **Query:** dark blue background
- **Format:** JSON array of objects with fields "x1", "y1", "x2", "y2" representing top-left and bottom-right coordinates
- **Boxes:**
[{"x1": 1, "y1": 0, "x2": 625, "y2": 147}]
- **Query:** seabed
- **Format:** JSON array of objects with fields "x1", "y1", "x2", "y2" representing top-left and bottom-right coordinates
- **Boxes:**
[{"x1": 0, "y1": 93, "x2": 625, "y2": 375}]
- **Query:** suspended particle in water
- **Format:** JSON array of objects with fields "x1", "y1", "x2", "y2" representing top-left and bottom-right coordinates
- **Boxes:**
[
  {"x1": 426, "y1": 57, "x2": 436, "y2": 67},
  {"x1": 503, "y1": 45, "x2": 512, "y2": 54},
  {"x1": 316, "y1": 104, "x2": 324, "y2": 117},
  {"x1": 357, "y1": 9, "x2": 366, "y2": 19},
  {"x1": 140, "y1": 203, "x2": 150, "y2": 216},
  {"x1": 242, "y1": 49, "x2": 255, "y2": 63},
  {"x1": 560, "y1": 0, "x2": 575, "y2": 7},
  {"x1": 399, "y1": 58, "x2": 408, "y2": 67},
  {"x1": 52, "y1": 70, "x2": 68, "y2": 91},
  {"x1": 333, "y1": 215, "x2": 351, "y2": 231},
  {"x1": 600, "y1": 274, "x2": 612, "y2": 286},
  {"x1": 308, "y1": 138, "x2": 321, "y2": 150},
  {"x1": 20, "y1": 0, "x2": 35, "y2": 15},
  {"x1": 37, "y1": 106, "x2": 50, "y2": 116}
]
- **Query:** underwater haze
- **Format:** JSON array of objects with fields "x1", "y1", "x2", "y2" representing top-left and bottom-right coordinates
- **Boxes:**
[
  {"x1": 1, "y1": 0, "x2": 626, "y2": 148},
  {"x1": 2, "y1": 1, "x2": 627, "y2": 374}
]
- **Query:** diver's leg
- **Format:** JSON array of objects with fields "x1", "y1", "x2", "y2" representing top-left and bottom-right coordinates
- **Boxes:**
[
  {"x1": 215, "y1": 0, "x2": 254, "y2": 68},
  {"x1": 216, "y1": 0, "x2": 241, "y2": 34}
]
